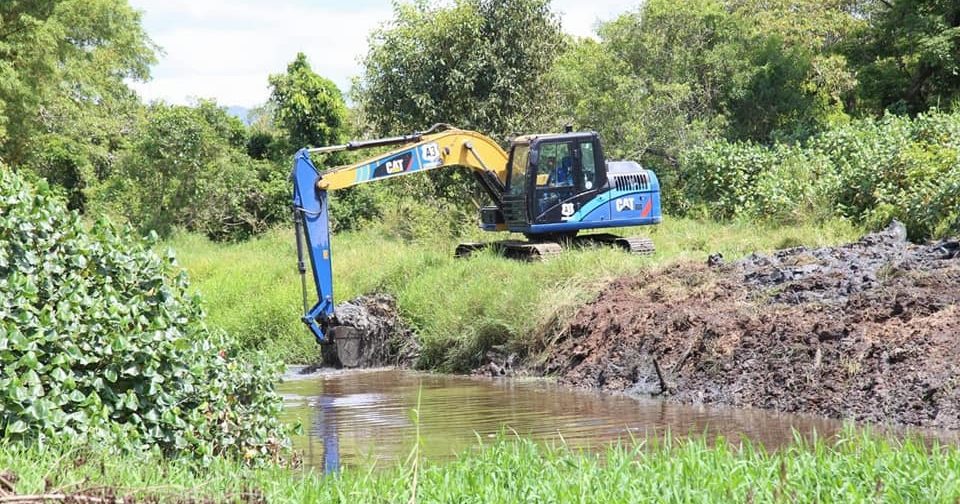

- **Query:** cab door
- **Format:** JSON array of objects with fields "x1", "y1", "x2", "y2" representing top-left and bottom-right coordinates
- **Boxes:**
[
  {"x1": 532, "y1": 140, "x2": 578, "y2": 223},
  {"x1": 532, "y1": 137, "x2": 609, "y2": 225}
]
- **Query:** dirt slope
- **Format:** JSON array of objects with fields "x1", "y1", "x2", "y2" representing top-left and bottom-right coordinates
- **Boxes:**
[{"x1": 541, "y1": 222, "x2": 960, "y2": 429}]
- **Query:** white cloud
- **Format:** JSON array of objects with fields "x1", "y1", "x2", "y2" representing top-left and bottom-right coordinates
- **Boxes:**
[
  {"x1": 554, "y1": 0, "x2": 641, "y2": 39},
  {"x1": 129, "y1": 0, "x2": 641, "y2": 108}
]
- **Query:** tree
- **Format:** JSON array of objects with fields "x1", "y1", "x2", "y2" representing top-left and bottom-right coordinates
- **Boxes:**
[
  {"x1": 555, "y1": 0, "x2": 752, "y2": 166},
  {"x1": 1, "y1": 0, "x2": 155, "y2": 212},
  {"x1": 851, "y1": 0, "x2": 960, "y2": 114},
  {"x1": 355, "y1": 0, "x2": 565, "y2": 141},
  {"x1": 556, "y1": 0, "x2": 865, "y2": 155},
  {"x1": 268, "y1": 53, "x2": 348, "y2": 151},
  {"x1": 0, "y1": 0, "x2": 155, "y2": 164},
  {"x1": 728, "y1": 0, "x2": 862, "y2": 138},
  {"x1": 97, "y1": 102, "x2": 284, "y2": 240}
]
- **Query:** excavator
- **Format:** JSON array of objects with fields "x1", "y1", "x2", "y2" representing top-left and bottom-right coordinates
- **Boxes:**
[{"x1": 291, "y1": 124, "x2": 661, "y2": 344}]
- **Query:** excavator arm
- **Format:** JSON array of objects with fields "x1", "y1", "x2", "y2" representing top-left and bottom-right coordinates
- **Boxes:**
[{"x1": 291, "y1": 125, "x2": 509, "y2": 343}]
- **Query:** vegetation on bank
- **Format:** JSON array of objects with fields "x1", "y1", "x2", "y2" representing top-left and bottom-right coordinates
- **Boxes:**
[
  {"x1": 2, "y1": 429, "x2": 959, "y2": 502},
  {"x1": 169, "y1": 217, "x2": 860, "y2": 368},
  {"x1": 0, "y1": 170, "x2": 287, "y2": 462},
  {"x1": 681, "y1": 110, "x2": 960, "y2": 239}
]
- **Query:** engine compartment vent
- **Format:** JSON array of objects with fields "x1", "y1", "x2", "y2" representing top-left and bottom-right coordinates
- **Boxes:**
[{"x1": 611, "y1": 173, "x2": 650, "y2": 192}]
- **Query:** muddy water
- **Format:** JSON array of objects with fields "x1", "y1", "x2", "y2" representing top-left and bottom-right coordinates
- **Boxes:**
[{"x1": 280, "y1": 369, "x2": 848, "y2": 471}]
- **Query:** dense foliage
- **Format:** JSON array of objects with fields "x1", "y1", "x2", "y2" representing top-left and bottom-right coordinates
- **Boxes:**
[
  {"x1": 0, "y1": 170, "x2": 287, "y2": 462},
  {"x1": 268, "y1": 53, "x2": 348, "y2": 153},
  {"x1": 680, "y1": 110, "x2": 960, "y2": 239},
  {"x1": 94, "y1": 101, "x2": 288, "y2": 241},
  {"x1": 1, "y1": 0, "x2": 156, "y2": 208},
  {"x1": 852, "y1": 0, "x2": 960, "y2": 115},
  {"x1": 356, "y1": 0, "x2": 564, "y2": 140}
]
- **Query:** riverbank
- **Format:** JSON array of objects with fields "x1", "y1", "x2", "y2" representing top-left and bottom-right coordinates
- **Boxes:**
[
  {"x1": 2, "y1": 429, "x2": 958, "y2": 502},
  {"x1": 168, "y1": 217, "x2": 860, "y2": 368},
  {"x1": 543, "y1": 222, "x2": 960, "y2": 429}
]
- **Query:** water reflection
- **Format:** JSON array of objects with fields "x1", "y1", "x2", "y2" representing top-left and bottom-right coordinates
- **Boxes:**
[
  {"x1": 315, "y1": 396, "x2": 339, "y2": 473},
  {"x1": 280, "y1": 369, "x2": 953, "y2": 471}
]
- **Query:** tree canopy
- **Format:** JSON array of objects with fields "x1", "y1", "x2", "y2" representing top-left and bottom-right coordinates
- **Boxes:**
[
  {"x1": 356, "y1": 0, "x2": 565, "y2": 141},
  {"x1": 0, "y1": 0, "x2": 155, "y2": 164},
  {"x1": 268, "y1": 52, "x2": 348, "y2": 151}
]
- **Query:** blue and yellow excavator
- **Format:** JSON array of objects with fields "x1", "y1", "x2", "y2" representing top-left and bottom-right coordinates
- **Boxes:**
[{"x1": 291, "y1": 124, "x2": 661, "y2": 344}]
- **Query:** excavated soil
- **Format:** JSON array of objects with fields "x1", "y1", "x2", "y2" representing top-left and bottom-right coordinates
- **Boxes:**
[
  {"x1": 541, "y1": 222, "x2": 960, "y2": 429},
  {"x1": 320, "y1": 294, "x2": 419, "y2": 369}
]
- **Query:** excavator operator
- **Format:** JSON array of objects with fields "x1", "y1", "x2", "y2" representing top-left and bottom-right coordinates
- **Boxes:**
[{"x1": 554, "y1": 156, "x2": 574, "y2": 187}]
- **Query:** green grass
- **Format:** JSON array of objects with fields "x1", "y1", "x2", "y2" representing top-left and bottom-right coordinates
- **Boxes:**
[
  {"x1": 2, "y1": 429, "x2": 959, "y2": 502},
  {"x1": 166, "y1": 217, "x2": 861, "y2": 367}
]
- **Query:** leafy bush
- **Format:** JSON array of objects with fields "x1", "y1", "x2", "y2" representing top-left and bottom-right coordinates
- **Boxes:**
[
  {"x1": 93, "y1": 102, "x2": 290, "y2": 242},
  {"x1": 0, "y1": 170, "x2": 288, "y2": 462},
  {"x1": 812, "y1": 112, "x2": 960, "y2": 240},
  {"x1": 678, "y1": 110, "x2": 960, "y2": 239}
]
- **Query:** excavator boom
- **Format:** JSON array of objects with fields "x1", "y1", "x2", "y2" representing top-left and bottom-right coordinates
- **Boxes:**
[
  {"x1": 307, "y1": 125, "x2": 508, "y2": 203},
  {"x1": 291, "y1": 125, "x2": 509, "y2": 343}
]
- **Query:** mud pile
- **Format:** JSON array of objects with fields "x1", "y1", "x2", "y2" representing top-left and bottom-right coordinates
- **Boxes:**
[
  {"x1": 542, "y1": 222, "x2": 960, "y2": 429},
  {"x1": 323, "y1": 294, "x2": 420, "y2": 368}
]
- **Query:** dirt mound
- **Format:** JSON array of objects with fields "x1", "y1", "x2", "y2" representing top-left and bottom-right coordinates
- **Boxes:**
[
  {"x1": 321, "y1": 294, "x2": 420, "y2": 369},
  {"x1": 542, "y1": 222, "x2": 960, "y2": 429}
]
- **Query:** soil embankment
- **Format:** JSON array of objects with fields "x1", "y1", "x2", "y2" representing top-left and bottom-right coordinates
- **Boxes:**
[{"x1": 541, "y1": 222, "x2": 960, "y2": 429}]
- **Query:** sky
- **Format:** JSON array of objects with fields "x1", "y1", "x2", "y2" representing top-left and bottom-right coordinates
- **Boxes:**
[{"x1": 127, "y1": 0, "x2": 641, "y2": 109}]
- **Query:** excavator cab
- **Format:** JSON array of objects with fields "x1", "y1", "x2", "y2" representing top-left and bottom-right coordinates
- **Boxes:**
[{"x1": 494, "y1": 131, "x2": 661, "y2": 240}]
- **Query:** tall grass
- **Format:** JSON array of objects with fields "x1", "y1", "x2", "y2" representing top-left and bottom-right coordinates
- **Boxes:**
[
  {"x1": 166, "y1": 217, "x2": 860, "y2": 367},
  {"x1": 2, "y1": 429, "x2": 958, "y2": 502}
]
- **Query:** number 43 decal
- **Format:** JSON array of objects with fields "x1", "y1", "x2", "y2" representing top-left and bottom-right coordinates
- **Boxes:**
[{"x1": 421, "y1": 142, "x2": 441, "y2": 167}]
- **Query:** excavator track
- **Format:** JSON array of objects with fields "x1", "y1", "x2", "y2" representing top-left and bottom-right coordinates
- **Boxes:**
[
  {"x1": 573, "y1": 233, "x2": 656, "y2": 255},
  {"x1": 455, "y1": 234, "x2": 654, "y2": 260},
  {"x1": 455, "y1": 240, "x2": 562, "y2": 261}
]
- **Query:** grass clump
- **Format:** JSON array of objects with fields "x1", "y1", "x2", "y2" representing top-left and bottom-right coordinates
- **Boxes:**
[
  {"x1": 169, "y1": 217, "x2": 860, "y2": 369},
  {"x1": 1, "y1": 429, "x2": 958, "y2": 502},
  {"x1": 0, "y1": 170, "x2": 287, "y2": 462}
]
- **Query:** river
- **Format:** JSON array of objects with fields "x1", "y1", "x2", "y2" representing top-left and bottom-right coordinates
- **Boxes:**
[{"x1": 280, "y1": 368, "x2": 853, "y2": 471}]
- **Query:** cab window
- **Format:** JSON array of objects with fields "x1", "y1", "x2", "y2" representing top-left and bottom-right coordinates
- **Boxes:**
[
  {"x1": 536, "y1": 142, "x2": 574, "y2": 187},
  {"x1": 579, "y1": 141, "x2": 597, "y2": 190},
  {"x1": 508, "y1": 144, "x2": 529, "y2": 196}
]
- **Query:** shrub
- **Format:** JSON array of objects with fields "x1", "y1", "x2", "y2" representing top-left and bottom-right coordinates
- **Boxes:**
[
  {"x1": 0, "y1": 170, "x2": 288, "y2": 462},
  {"x1": 93, "y1": 103, "x2": 290, "y2": 242},
  {"x1": 678, "y1": 110, "x2": 960, "y2": 240},
  {"x1": 811, "y1": 112, "x2": 960, "y2": 240}
]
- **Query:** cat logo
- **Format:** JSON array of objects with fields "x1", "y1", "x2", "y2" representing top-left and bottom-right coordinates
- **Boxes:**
[
  {"x1": 385, "y1": 159, "x2": 405, "y2": 174},
  {"x1": 615, "y1": 197, "x2": 636, "y2": 212},
  {"x1": 560, "y1": 203, "x2": 575, "y2": 220}
]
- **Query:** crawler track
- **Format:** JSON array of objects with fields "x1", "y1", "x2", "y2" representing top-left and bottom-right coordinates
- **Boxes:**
[{"x1": 455, "y1": 234, "x2": 654, "y2": 260}]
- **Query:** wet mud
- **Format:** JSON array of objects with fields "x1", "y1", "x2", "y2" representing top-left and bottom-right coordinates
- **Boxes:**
[
  {"x1": 320, "y1": 294, "x2": 419, "y2": 369},
  {"x1": 541, "y1": 222, "x2": 960, "y2": 429}
]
